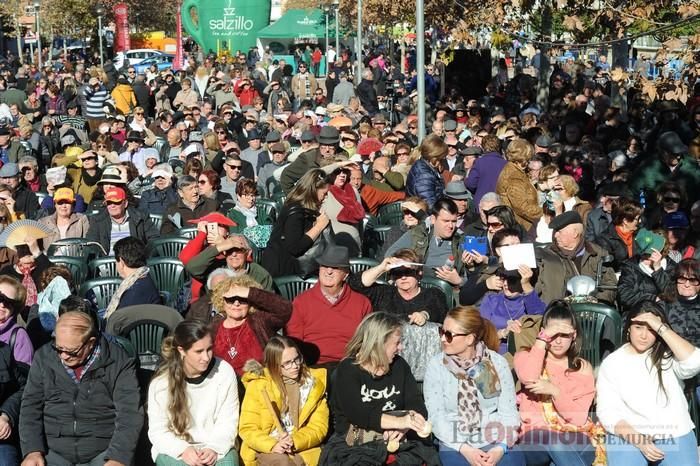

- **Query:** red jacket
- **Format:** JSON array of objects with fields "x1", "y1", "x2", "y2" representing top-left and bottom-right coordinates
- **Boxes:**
[
  {"x1": 179, "y1": 232, "x2": 209, "y2": 302},
  {"x1": 286, "y1": 283, "x2": 372, "y2": 364},
  {"x1": 234, "y1": 82, "x2": 260, "y2": 107}
]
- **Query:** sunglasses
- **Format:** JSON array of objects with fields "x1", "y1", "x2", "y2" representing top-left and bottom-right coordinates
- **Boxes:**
[
  {"x1": 226, "y1": 164, "x2": 242, "y2": 170},
  {"x1": 223, "y1": 295, "x2": 249, "y2": 305},
  {"x1": 487, "y1": 221, "x2": 504, "y2": 229},
  {"x1": 80, "y1": 156, "x2": 98, "y2": 162},
  {"x1": 396, "y1": 152, "x2": 410, "y2": 157},
  {"x1": 105, "y1": 200, "x2": 124, "y2": 206},
  {"x1": 135, "y1": 112, "x2": 144, "y2": 116},
  {"x1": 341, "y1": 137, "x2": 356, "y2": 142},
  {"x1": 663, "y1": 196, "x2": 681, "y2": 203},
  {"x1": 56, "y1": 200, "x2": 73, "y2": 206},
  {"x1": 51, "y1": 340, "x2": 89, "y2": 358},
  {"x1": 0, "y1": 291, "x2": 17, "y2": 311},
  {"x1": 223, "y1": 247, "x2": 247, "y2": 257},
  {"x1": 438, "y1": 327, "x2": 469, "y2": 343},
  {"x1": 677, "y1": 276, "x2": 700, "y2": 286},
  {"x1": 389, "y1": 267, "x2": 419, "y2": 279},
  {"x1": 215, "y1": 130, "x2": 227, "y2": 134}
]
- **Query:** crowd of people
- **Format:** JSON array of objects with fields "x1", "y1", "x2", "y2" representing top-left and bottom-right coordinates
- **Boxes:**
[{"x1": 0, "y1": 40, "x2": 694, "y2": 466}]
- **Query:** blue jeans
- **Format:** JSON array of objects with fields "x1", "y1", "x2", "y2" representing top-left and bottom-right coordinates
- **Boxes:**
[
  {"x1": 0, "y1": 443, "x2": 19, "y2": 466},
  {"x1": 515, "y1": 429, "x2": 595, "y2": 466},
  {"x1": 439, "y1": 442, "x2": 526, "y2": 466},
  {"x1": 606, "y1": 432, "x2": 700, "y2": 466}
]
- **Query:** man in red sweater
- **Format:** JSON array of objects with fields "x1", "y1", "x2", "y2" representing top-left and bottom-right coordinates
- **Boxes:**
[{"x1": 286, "y1": 246, "x2": 372, "y2": 365}]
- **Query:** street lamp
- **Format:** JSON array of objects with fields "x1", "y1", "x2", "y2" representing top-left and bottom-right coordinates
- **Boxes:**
[
  {"x1": 356, "y1": 0, "x2": 362, "y2": 85},
  {"x1": 323, "y1": 5, "x2": 330, "y2": 76},
  {"x1": 33, "y1": 0, "x2": 41, "y2": 70},
  {"x1": 332, "y1": 0, "x2": 339, "y2": 61},
  {"x1": 96, "y1": 5, "x2": 105, "y2": 68}
]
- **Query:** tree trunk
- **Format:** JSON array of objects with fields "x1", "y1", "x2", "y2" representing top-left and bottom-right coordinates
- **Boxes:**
[{"x1": 536, "y1": 1, "x2": 552, "y2": 109}]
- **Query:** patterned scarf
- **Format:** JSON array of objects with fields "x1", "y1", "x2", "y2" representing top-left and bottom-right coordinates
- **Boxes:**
[
  {"x1": 443, "y1": 342, "x2": 501, "y2": 435},
  {"x1": 104, "y1": 266, "x2": 149, "y2": 319},
  {"x1": 17, "y1": 263, "x2": 37, "y2": 306},
  {"x1": 540, "y1": 368, "x2": 607, "y2": 465}
]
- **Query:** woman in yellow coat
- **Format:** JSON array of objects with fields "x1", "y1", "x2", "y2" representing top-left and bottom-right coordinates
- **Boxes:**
[
  {"x1": 111, "y1": 76, "x2": 137, "y2": 115},
  {"x1": 240, "y1": 336, "x2": 329, "y2": 466}
]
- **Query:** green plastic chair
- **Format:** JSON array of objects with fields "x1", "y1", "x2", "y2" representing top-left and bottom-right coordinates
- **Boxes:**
[
  {"x1": 148, "y1": 237, "x2": 190, "y2": 259},
  {"x1": 122, "y1": 319, "x2": 170, "y2": 371},
  {"x1": 147, "y1": 258, "x2": 186, "y2": 298},
  {"x1": 88, "y1": 257, "x2": 119, "y2": 279},
  {"x1": 350, "y1": 258, "x2": 380, "y2": 275},
  {"x1": 48, "y1": 256, "x2": 88, "y2": 285},
  {"x1": 79, "y1": 278, "x2": 122, "y2": 309},
  {"x1": 256, "y1": 199, "x2": 278, "y2": 225},
  {"x1": 149, "y1": 213, "x2": 164, "y2": 231},
  {"x1": 571, "y1": 302, "x2": 623, "y2": 368},
  {"x1": 377, "y1": 201, "x2": 404, "y2": 226},
  {"x1": 47, "y1": 238, "x2": 106, "y2": 258},
  {"x1": 420, "y1": 276, "x2": 457, "y2": 308},
  {"x1": 174, "y1": 226, "x2": 198, "y2": 240},
  {"x1": 273, "y1": 275, "x2": 318, "y2": 301}
]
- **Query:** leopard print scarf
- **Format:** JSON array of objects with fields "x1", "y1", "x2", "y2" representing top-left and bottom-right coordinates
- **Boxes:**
[{"x1": 443, "y1": 342, "x2": 502, "y2": 435}]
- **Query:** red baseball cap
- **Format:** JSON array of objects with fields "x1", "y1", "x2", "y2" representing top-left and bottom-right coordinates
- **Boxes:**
[{"x1": 104, "y1": 187, "x2": 127, "y2": 203}]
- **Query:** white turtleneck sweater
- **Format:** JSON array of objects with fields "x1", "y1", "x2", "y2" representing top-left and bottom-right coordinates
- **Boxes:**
[{"x1": 148, "y1": 358, "x2": 239, "y2": 461}]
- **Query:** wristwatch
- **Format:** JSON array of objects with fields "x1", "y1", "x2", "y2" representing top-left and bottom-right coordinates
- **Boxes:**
[{"x1": 536, "y1": 330, "x2": 553, "y2": 344}]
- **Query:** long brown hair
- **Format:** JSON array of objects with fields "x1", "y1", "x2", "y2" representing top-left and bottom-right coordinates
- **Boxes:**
[
  {"x1": 152, "y1": 320, "x2": 212, "y2": 442},
  {"x1": 285, "y1": 168, "x2": 328, "y2": 210},
  {"x1": 447, "y1": 306, "x2": 499, "y2": 351},
  {"x1": 264, "y1": 336, "x2": 310, "y2": 412}
]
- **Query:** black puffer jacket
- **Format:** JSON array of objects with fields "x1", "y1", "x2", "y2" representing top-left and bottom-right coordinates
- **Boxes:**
[
  {"x1": 20, "y1": 337, "x2": 143, "y2": 465},
  {"x1": 666, "y1": 296, "x2": 700, "y2": 348},
  {"x1": 406, "y1": 159, "x2": 444, "y2": 210},
  {"x1": 617, "y1": 259, "x2": 671, "y2": 315}
]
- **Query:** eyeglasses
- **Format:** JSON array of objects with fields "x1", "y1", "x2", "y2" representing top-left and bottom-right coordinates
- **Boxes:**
[
  {"x1": 677, "y1": 276, "x2": 700, "y2": 286},
  {"x1": 281, "y1": 356, "x2": 303, "y2": 370},
  {"x1": 240, "y1": 192, "x2": 256, "y2": 198},
  {"x1": 663, "y1": 196, "x2": 681, "y2": 203},
  {"x1": 51, "y1": 339, "x2": 89, "y2": 358},
  {"x1": 438, "y1": 327, "x2": 469, "y2": 343},
  {"x1": 487, "y1": 221, "x2": 504, "y2": 229},
  {"x1": 223, "y1": 295, "x2": 249, "y2": 305}
]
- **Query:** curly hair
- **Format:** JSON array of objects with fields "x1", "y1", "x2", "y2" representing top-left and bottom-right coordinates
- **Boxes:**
[{"x1": 210, "y1": 275, "x2": 262, "y2": 314}]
